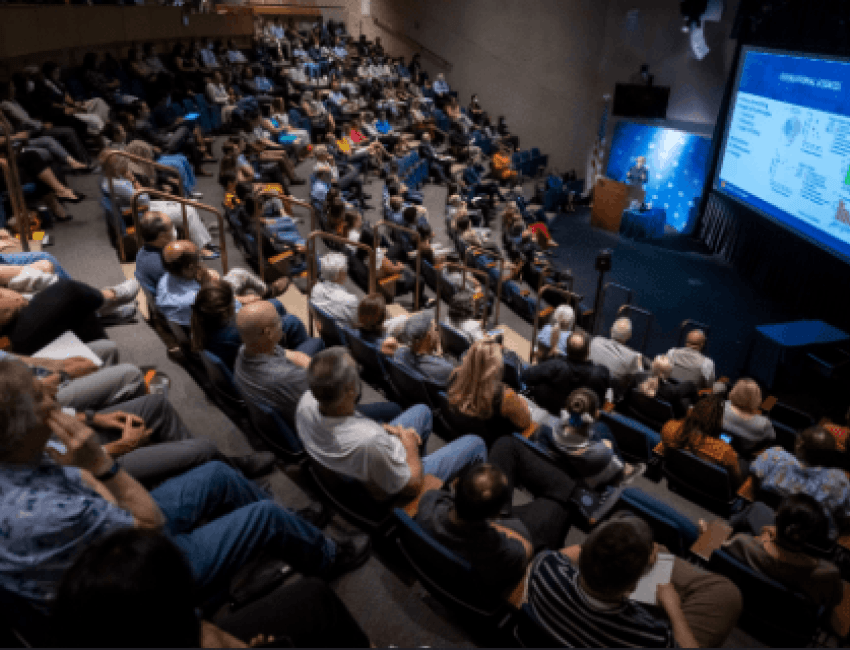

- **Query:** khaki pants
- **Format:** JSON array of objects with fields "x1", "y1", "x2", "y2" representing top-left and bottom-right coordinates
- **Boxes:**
[{"x1": 671, "y1": 556, "x2": 743, "y2": 647}]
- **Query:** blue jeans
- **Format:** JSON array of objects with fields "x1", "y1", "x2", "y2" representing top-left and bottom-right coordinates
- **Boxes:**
[
  {"x1": 0, "y1": 252, "x2": 71, "y2": 279},
  {"x1": 270, "y1": 300, "x2": 325, "y2": 356},
  {"x1": 386, "y1": 403, "x2": 487, "y2": 482},
  {"x1": 357, "y1": 401, "x2": 404, "y2": 423},
  {"x1": 152, "y1": 461, "x2": 336, "y2": 600}
]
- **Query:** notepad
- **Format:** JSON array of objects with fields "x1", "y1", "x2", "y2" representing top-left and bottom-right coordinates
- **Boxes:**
[
  {"x1": 629, "y1": 553, "x2": 675, "y2": 606},
  {"x1": 34, "y1": 331, "x2": 103, "y2": 367}
]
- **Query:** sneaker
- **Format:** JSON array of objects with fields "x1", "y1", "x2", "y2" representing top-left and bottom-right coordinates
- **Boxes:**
[
  {"x1": 98, "y1": 303, "x2": 137, "y2": 325},
  {"x1": 99, "y1": 278, "x2": 140, "y2": 316},
  {"x1": 323, "y1": 533, "x2": 371, "y2": 579}
]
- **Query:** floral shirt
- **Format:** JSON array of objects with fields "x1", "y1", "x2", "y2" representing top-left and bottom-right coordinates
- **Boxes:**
[{"x1": 751, "y1": 447, "x2": 850, "y2": 519}]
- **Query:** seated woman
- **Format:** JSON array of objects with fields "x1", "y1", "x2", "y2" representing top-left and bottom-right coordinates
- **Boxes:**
[
  {"x1": 444, "y1": 289, "x2": 485, "y2": 345},
  {"x1": 725, "y1": 494, "x2": 845, "y2": 624},
  {"x1": 445, "y1": 337, "x2": 542, "y2": 446},
  {"x1": 190, "y1": 281, "x2": 322, "y2": 371},
  {"x1": 0, "y1": 147, "x2": 80, "y2": 225},
  {"x1": 266, "y1": 97, "x2": 311, "y2": 154},
  {"x1": 628, "y1": 354, "x2": 698, "y2": 420},
  {"x1": 535, "y1": 304, "x2": 574, "y2": 361},
  {"x1": 661, "y1": 394, "x2": 744, "y2": 487},
  {"x1": 535, "y1": 388, "x2": 643, "y2": 489},
  {"x1": 723, "y1": 378, "x2": 776, "y2": 455},
  {"x1": 355, "y1": 292, "x2": 399, "y2": 356},
  {"x1": 491, "y1": 144, "x2": 518, "y2": 183}
]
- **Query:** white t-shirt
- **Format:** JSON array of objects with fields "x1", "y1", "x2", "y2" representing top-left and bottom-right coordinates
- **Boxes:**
[{"x1": 296, "y1": 391, "x2": 411, "y2": 499}]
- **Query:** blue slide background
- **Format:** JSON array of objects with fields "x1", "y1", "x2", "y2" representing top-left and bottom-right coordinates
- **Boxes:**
[
  {"x1": 716, "y1": 48, "x2": 850, "y2": 264},
  {"x1": 606, "y1": 122, "x2": 712, "y2": 233}
]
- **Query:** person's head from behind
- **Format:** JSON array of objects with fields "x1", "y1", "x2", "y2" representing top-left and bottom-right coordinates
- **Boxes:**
[
  {"x1": 774, "y1": 493, "x2": 829, "y2": 553},
  {"x1": 447, "y1": 338, "x2": 503, "y2": 419},
  {"x1": 0, "y1": 359, "x2": 58, "y2": 464},
  {"x1": 680, "y1": 394, "x2": 724, "y2": 446},
  {"x1": 320, "y1": 252, "x2": 348, "y2": 285},
  {"x1": 236, "y1": 300, "x2": 284, "y2": 354},
  {"x1": 579, "y1": 517, "x2": 654, "y2": 600},
  {"x1": 191, "y1": 281, "x2": 235, "y2": 353},
  {"x1": 611, "y1": 317, "x2": 632, "y2": 344},
  {"x1": 52, "y1": 529, "x2": 198, "y2": 648},
  {"x1": 685, "y1": 329, "x2": 707, "y2": 353},
  {"x1": 402, "y1": 205, "x2": 419, "y2": 227},
  {"x1": 638, "y1": 354, "x2": 672, "y2": 398},
  {"x1": 729, "y1": 378, "x2": 762, "y2": 415},
  {"x1": 454, "y1": 213, "x2": 470, "y2": 233},
  {"x1": 453, "y1": 463, "x2": 509, "y2": 523},
  {"x1": 565, "y1": 330, "x2": 590, "y2": 363},
  {"x1": 796, "y1": 426, "x2": 839, "y2": 468},
  {"x1": 357, "y1": 292, "x2": 386, "y2": 335},
  {"x1": 417, "y1": 221, "x2": 433, "y2": 246},
  {"x1": 448, "y1": 289, "x2": 476, "y2": 325},
  {"x1": 162, "y1": 240, "x2": 202, "y2": 280},
  {"x1": 421, "y1": 131, "x2": 431, "y2": 143},
  {"x1": 308, "y1": 347, "x2": 360, "y2": 415},
  {"x1": 138, "y1": 210, "x2": 174, "y2": 247},
  {"x1": 559, "y1": 388, "x2": 599, "y2": 442},
  {"x1": 405, "y1": 310, "x2": 439, "y2": 356},
  {"x1": 548, "y1": 304, "x2": 575, "y2": 351}
]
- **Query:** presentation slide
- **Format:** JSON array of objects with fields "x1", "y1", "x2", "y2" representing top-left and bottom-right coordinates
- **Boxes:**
[{"x1": 716, "y1": 47, "x2": 850, "y2": 263}]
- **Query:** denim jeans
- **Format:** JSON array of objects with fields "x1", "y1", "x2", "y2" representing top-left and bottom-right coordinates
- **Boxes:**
[
  {"x1": 152, "y1": 461, "x2": 336, "y2": 601},
  {"x1": 270, "y1": 300, "x2": 325, "y2": 356},
  {"x1": 357, "y1": 401, "x2": 404, "y2": 423},
  {"x1": 0, "y1": 252, "x2": 71, "y2": 279}
]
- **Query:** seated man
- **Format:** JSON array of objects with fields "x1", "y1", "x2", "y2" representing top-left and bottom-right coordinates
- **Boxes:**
[
  {"x1": 393, "y1": 311, "x2": 457, "y2": 388},
  {"x1": 522, "y1": 330, "x2": 611, "y2": 414},
  {"x1": 156, "y1": 240, "x2": 290, "y2": 328},
  {"x1": 589, "y1": 317, "x2": 646, "y2": 395},
  {"x1": 525, "y1": 514, "x2": 742, "y2": 648},
  {"x1": 135, "y1": 210, "x2": 174, "y2": 294},
  {"x1": 234, "y1": 301, "x2": 316, "y2": 425},
  {"x1": 750, "y1": 426, "x2": 850, "y2": 529},
  {"x1": 309, "y1": 252, "x2": 360, "y2": 328},
  {"x1": 416, "y1": 437, "x2": 577, "y2": 593},
  {"x1": 296, "y1": 347, "x2": 487, "y2": 502},
  {"x1": 666, "y1": 329, "x2": 716, "y2": 392},
  {"x1": 0, "y1": 359, "x2": 370, "y2": 625},
  {"x1": 419, "y1": 132, "x2": 452, "y2": 183}
]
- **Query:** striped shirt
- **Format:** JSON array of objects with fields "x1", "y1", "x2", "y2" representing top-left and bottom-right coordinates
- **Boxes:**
[{"x1": 526, "y1": 552, "x2": 675, "y2": 648}]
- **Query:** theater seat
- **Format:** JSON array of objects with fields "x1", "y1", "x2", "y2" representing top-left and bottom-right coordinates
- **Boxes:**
[{"x1": 663, "y1": 448, "x2": 736, "y2": 516}]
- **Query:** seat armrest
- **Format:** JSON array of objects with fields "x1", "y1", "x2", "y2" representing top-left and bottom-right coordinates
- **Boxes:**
[
  {"x1": 737, "y1": 475, "x2": 756, "y2": 501},
  {"x1": 761, "y1": 395, "x2": 778, "y2": 413},
  {"x1": 689, "y1": 520, "x2": 733, "y2": 562},
  {"x1": 401, "y1": 474, "x2": 444, "y2": 517}
]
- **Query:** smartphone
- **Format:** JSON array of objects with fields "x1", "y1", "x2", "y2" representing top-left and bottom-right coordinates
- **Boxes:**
[
  {"x1": 720, "y1": 433, "x2": 732, "y2": 444},
  {"x1": 183, "y1": 112, "x2": 200, "y2": 121}
]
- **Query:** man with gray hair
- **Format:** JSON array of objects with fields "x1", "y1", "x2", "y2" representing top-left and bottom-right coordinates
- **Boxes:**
[
  {"x1": 666, "y1": 329, "x2": 716, "y2": 392},
  {"x1": 310, "y1": 252, "x2": 359, "y2": 328},
  {"x1": 296, "y1": 347, "x2": 486, "y2": 501},
  {"x1": 589, "y1": 317, "x2": 646, "y2": 396}
]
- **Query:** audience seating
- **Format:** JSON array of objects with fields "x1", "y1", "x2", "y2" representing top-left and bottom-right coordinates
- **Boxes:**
[
  {"x1": 307, "y1": 460, "x2": 395, "y2": 534},
  {"x1": 621, "y1": 391, "x2": 676, "y2": 431},
  {"x1": 340, "y1": 326, "x2": 390, "y2": 386},
  {"x1": 597, "y1": 411, "x2": 662, "y2": 481},
  {"x1": 199, "y1": 350, "x2": 246, "y2": 417},
  {"x1": 663, "y1": 447, "x2": 737, "y2": 516},
  {"x1": 241, "y1": 396, "x2": 305, "y2": 462},
  {"x1": 309, "y1": 302, "x2": 347, "y2": 347}
]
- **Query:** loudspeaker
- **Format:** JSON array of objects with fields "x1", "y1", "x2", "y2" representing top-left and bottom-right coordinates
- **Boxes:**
[{"x1": 595, "y1": 249, "x2": 613, "y2": 273}]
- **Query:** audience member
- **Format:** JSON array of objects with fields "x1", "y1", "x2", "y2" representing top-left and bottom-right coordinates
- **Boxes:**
[
  {"x1": 393, "y1": 310, "x2": 457, "y2": 388},
  {"x1": 629, "y1": 354, "x2": 698, "y2": 420},
  {"x1": 535, "y1": 304, "x2": 574, "y2": 360},
  {"x1": 723, "y1": 378, "x2": 776, "y2": 454},
  {"x1": 589, "y1": 317, "x2": 646, "y2": 394},
  {"x1": 310, "y1": 252, "x2": 360, "y2": 328},
  {"x1": 667, "y1": 330, "x2": 716, "y2": 391},
  {"x1": 355, "y1": 292, "x2": 400, "y2": 356}
]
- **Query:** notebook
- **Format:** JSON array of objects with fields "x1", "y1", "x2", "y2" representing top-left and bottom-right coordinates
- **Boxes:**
[
  {"x1": 629, "y1": 553, "x2": 675, "y2": 606},
  {"x1": 34, "y1": 331, "x2": 103, "y2": 367}
]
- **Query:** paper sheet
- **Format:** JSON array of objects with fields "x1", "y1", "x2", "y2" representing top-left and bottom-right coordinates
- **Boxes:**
[
  {"x1": 34, "y1": 331, "x2": 103, "y2": 367},
  {"x1": 629, "y1": 553, "x2": 675, "y2": 606}
]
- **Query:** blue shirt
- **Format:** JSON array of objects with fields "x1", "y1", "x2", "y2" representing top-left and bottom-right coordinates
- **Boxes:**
[
  {"x1": 433, "y1": 79, "x2": 450, "y2": 95},
  {"x1": 537, "y1": 324, "x2": 571, "y2": 356},
  {"x1": 255, "y1": 76, "x2": 273, "y2": 92},
  {"x1": 135, "y1": 244, "x2": 166, "y2": 294},
  {"x1": 0, "y1": 457, "x2": 134, "y2": 612},
  {"x1": 375, "y1": 119, "x2": 391, "y2": 134},
  {"x1": 200, "y1": 49, "x2": 219, "y2": 68},
  {"x1": 333, "y1": 46, "x2": 347, "y2": 58},
  {"x1": 751, "y1": 447, "x2": 850, "y2": 519},
  {"x1": 310, "y1": 178, "x2": 330, "y2": 203},
  {"x1": 156, "y1": 272, "x2": 241, "y2": 327}
]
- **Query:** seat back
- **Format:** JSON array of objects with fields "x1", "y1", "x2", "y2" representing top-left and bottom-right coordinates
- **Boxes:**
[
  {"x1": 421, "y1": 258, "x2": 439, "y2": 290},
  {"x1": 166, "y1": 319, "x2": 195, "y2": 356},
  {"x1": 307, "y1": 460, "x2": 392, "y2": 531},
  {"x1": 241, "y1": 395, "x2": 304, "y2": 460},
  {"x1": 663, "y1": 447, "x2": 734, "y2": 514},
  {"x1": 392, "y1": 508, "x2": 509, "y2": 620},
  {"x1": 707, "y1": 549, "x2": 822, "y2": 647},
  {"x1": 624, "y1": 391, "x2": 675, "y2": 431},
  {"x1": 341, "y1": 326, "x2": 388, "y2": 382},
  {"x1": 385, "y1": 356, "x2": 434, "y2": 408},
  {"x1": 611, "y1": 487, "x2": 695, "y2": 557},
  {"x1": 439, "y1": 322, "x2": 471, "y2": 359},
  {"x1": 308, "y1": 302, "x2": 346, "y2": 347},
  {"x1": 598, "y1": 411, "x2": 661, "y2": 462},
  {"x1": 199, "y1": 350, "x2": 245, "y2": 413}
]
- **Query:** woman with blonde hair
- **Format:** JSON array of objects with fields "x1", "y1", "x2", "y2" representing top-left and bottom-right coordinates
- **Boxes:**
[
  {"x1": 628, "y1": 354, "x2": 697, "y2": 419},
  {"x1": 445, "y1": 337, "x2": 541, "y2": 445},
  {"x1": 535, "y1": 304, "x2": 574, "y2": 361},
  {"x1": 723, "y1": 378, "x2": 776, "y2": 454}
]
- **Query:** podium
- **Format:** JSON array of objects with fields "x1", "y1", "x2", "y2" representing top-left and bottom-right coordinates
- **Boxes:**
[{"x1": 591, "y1": 177, "x2": 644, "y2": 233}]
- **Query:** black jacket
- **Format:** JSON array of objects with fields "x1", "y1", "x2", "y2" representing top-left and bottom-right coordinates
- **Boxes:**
[
  {"x1": 522, "y1": 357, "x2": 610, "y2": 415},
  {"x1": 627, "y1": 373, "x2": 698, "y2": 420}
]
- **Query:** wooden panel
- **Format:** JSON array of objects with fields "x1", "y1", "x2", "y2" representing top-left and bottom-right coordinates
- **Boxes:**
[
  {"x1": 123, "y1": 7, "x2": 155, "y2": 42},
  {"x1": 75, "y1": 7, "x2": 127, "y2": 48},
  {"x1": 590, "y1": 177, "x2": 629, "y2": 233}
]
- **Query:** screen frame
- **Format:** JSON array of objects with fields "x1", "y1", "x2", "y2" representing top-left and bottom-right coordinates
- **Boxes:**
[{"x1": 713, "y1": 44, "x2": 850, "y2": 266}]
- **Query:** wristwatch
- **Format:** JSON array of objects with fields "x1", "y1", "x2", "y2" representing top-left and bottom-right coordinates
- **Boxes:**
[
  {"x1": 94, "y1": 460, "x2": 121, "y2": 482},
  {"x1": 84, "y1": 409, "x2": 97, "y2": 426}
]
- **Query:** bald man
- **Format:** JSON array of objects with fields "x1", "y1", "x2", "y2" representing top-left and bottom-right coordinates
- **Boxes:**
[
  {"x1": 666, "y1": 329, "x2": 716, "y2": 392},
  {"x1": 155, "y1": 240, "x2": 290, "y2": 327},
  {"x1": 233, "y1": 301, "x2": 314, "y2": 425},
  {"x1": 590, "y1": 317, "x2": 646, "y2": 397}
]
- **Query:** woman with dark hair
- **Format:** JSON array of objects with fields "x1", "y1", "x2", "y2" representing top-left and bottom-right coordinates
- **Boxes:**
[
  {"x1": 661, "y1": 394, "x2": 744, "y2": 487},
  {"x1": 725, "y1": 494, "x2": 844, "y2": 615},
  {"x1": 444, "y1": 289, "x2": 484, "y2": 344},
  {"x1": 51, "y1": 528, "x2": 372, "y2": 648},
  {"x1": 355, "y1": 292, "x2": 399, "y2": 355}
]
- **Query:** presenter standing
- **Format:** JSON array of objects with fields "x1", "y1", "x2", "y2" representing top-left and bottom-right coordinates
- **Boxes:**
[{"x1": 625, "y1": 155, "x2": 649, "y2": 205}]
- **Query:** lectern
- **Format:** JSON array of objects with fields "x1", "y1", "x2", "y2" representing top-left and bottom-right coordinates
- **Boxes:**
[{"x1": 591, "y1": 178, "x2": 643, "y2": 233}]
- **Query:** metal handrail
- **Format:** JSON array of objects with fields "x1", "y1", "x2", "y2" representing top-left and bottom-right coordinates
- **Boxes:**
[
  {"x1": 616, "y1": 304, "x2": 654, "y2": 355},
  {"x1": 0, "y1": 111, "x2": 31, "y2": 250},
  {"x1": 531, "y1": 284, "x2": 585, "y2": 360},
  {"x1": 435, "y1": 261, "x2": 492, "y2": 330},
  {"x1": 103, "y1": 150, "x2": 187, "y2": 262},
  {"x1": 131, "y1": 188, "x2": 229, "y2": 274},
  {"x1": 594, "y1": 281, "x2": 633, "y2": 335},
  {"x1": 463, "y1": 245, "x2": 504, "y2": 326},
  {"x1": 306, "y1": 230, "x2": 376, "y2": 337},
  {"x1": 374, "y1": 219, "x2": 421, "y2": 312},
  {"x1": 250, "y1": 187, "x2": 315, "y2": 282}
]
